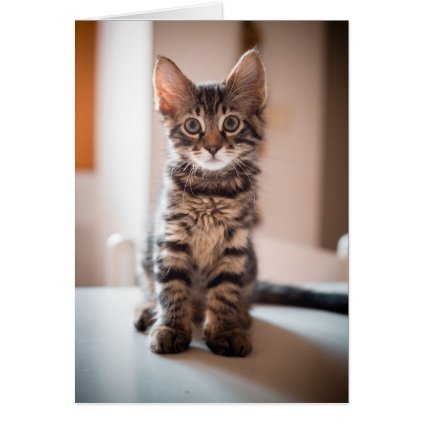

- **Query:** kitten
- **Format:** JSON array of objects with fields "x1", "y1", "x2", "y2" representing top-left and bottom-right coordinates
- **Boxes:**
[{"x1": 135, "y1": 49, "x2": 347, "y2": 357}]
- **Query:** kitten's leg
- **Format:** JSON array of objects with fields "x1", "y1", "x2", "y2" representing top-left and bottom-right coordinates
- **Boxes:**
[
  {"x1": 204, "y1": 278, "x2": 252, "y2": 357},
  {"x1": 134, "y1": 243, "x2": 157, "y2": 332},
  {"x1": 203, "y1": 235, "x2": 255, "y2": 356},
  {"x1": 149, "y1": 248, "x2": 193, "y2": 354},
  {"x1": 238, "y1": 304, "x2": 252, "y2": 329},
  {"x1": 134, "y1": 301, "x2": 156, "y2": 332},
  {"x1": 150, "y1": 280, "x2": 192, "y2": 354}
]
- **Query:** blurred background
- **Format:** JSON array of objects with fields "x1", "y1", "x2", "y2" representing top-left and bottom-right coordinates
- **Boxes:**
[{"x1": 75, "y1": 20, "x2": 348, "y2": 287}]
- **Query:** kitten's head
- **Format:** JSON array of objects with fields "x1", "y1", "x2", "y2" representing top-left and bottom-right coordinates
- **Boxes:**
[{"x1": 153, "y1": 49, "x2": 266, "y2": 172}]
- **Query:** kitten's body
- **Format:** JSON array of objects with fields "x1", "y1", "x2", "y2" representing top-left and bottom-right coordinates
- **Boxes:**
[
  {"x1": 135, "y1": 50, "x2": 347, "y2": 357},
  {"x1": 143, "y1": 152, "x2": 259, "y2": 327},
  {"x1": 135, "y1": 50, "x2": 265, "y2": 356}
]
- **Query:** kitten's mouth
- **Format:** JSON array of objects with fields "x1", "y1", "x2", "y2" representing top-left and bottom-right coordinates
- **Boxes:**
[{"x1": 192, "y1": 155, "x2": 230, "y2": 171}]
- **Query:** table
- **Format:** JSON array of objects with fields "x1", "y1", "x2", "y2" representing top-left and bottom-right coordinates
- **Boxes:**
[{"x1": 76, "y1": 287, "x2": 348, "y2": 403}]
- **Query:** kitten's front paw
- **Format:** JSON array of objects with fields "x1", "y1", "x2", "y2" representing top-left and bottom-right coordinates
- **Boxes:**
[
  {"x1": 150, "y1": 326, "x2": 191, "y2": 354},
  {"x1": 204, "y1": 328, "x2": 252, "y2": 357},
  {"x1": 134, "y1": 302, "x2": 156, "y2": 332}
]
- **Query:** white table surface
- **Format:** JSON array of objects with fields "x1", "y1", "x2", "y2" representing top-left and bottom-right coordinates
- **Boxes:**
[{"x1": 76, "y1": 287, "x2": 348, "y2": 403}]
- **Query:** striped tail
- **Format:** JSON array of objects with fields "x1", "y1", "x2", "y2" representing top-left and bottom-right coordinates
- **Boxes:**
[{"x1": 253, "y1": 281, "x2": 348, "y2": 315}]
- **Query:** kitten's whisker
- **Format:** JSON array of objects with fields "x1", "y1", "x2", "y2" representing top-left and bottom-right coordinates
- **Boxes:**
[
  {"x1": 232, "y1": 157, "x2": 256, "y2": 204},
  {"x1": 230, "y1": 163, "x2": 240, "y2": 178},
  {"x1": 262, "y1": 156, "x2": 315, "y2": 164},
  {"x1": 188, "y1": 163, "x2": 197, "y2": 196},
  {"x1": 182, "y1": 158, "x2": 197, "y2": 201},
  {"x1": 170, "y1": 159, "x2": 189, "y2": 176},
  {"x1": 232, "y1": 156, "x2": 256, "y2": 175}
]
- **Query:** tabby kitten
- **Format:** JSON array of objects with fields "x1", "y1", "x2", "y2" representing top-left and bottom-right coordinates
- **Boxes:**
[{"x1": 135, "y1": 49, "x2": 266, "y2": 357}]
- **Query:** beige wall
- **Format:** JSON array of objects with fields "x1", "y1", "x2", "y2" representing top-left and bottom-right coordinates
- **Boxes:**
[
  {"x1": 151, "y1": 21, "x2": 326, "y2": 248},
  {"x1": 75, "y1": 21, "x2": 153, "y2": 286}
]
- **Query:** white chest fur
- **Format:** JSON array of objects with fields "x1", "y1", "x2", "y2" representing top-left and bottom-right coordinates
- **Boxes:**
[
  {"x1": 181, "y1": 196, "x2": 232, "y2": 283},
  {"x1": 190, "y1": 221, "x2": 225, "y2": 276}
]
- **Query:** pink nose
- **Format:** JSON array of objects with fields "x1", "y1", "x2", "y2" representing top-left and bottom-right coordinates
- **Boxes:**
[{"x1": 205, "y1": 145, "x2": 221, "y2": 156}]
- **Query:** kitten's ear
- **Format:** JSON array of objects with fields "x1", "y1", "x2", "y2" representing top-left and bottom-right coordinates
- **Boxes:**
[
  {"x1": 225, "y1": 49, "x2": 267, "y2": 111},
  {"x1": 153, "y1": 56, "x2": 194, "y2": 117}
]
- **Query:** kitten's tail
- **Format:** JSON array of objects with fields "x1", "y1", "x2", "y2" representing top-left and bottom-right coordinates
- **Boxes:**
[{"x1": 253, "y1": 281, "x2": 348, "y2": 315}]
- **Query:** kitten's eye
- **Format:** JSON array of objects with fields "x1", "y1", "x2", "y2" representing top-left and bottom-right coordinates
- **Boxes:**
[
  {"x1": 223, "y1": 115, "x2": 240, "y2": 132},
  {"x1": 184, "y1": 118, "x2": 201, "y2": 135}
]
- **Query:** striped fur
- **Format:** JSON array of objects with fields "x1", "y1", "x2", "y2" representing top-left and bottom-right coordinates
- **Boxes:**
[
  {"x1": 254, "y1": 282, "x2": 348, "y2": 315},
  {"x1": 135, "y1": 50, "x2": 266, "y2": 357}
]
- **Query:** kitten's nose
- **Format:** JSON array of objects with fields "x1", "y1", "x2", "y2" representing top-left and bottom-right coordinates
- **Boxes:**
[{"x1": 205, "y1": 145, "x2": 221, "y2": 156}]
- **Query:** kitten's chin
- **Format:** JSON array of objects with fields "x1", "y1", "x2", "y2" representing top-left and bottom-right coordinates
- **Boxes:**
[{"x1": 193, "y1": 157, "x2": 230, "y2": 171}]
